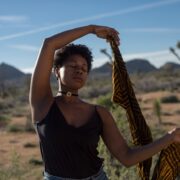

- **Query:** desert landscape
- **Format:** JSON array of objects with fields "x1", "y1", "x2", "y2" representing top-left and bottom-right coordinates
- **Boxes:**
[{"x1": 0, "y1": 61, "x2": 180, "y2": 179}]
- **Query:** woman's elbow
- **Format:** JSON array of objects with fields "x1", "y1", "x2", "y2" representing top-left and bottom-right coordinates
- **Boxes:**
[{"x1": 117, "y1": 150, "x2": 136, "y2": 168}]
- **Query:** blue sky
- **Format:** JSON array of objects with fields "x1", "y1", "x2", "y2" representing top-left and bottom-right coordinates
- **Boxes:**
[{"x1": 0, "y1": 0, "x2": 180, "y2": 73}]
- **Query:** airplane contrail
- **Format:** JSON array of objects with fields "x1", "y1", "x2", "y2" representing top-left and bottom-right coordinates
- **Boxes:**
[{"x1": 0, "y1": 0, "x2": 180, "y2": 41}]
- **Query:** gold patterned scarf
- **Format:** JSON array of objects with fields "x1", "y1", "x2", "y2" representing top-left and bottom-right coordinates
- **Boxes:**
[{"x1": 109, "y1": 38, "x2": 180, "y2": 180}]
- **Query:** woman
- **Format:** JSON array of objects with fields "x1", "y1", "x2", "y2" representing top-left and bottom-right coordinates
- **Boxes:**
[{"x1": 29, "y1": 25, "x2": 180, "y2": 180}]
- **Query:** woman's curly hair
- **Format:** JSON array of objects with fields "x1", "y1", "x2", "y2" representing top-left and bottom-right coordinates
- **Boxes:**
[{"x1": 53, "y1": 44, "x2": 93, "y2": 72}]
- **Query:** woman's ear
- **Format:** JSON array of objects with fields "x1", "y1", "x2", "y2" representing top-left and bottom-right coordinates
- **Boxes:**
[{"x1": 54, "y1": 67, "x2": 60, "y2": 80}]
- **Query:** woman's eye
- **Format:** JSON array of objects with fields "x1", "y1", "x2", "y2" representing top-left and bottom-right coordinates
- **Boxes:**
[
  {"x1": 82, "y1": 68, "x2": 88, "y2": 72},
  {"x1": 67, "y1": 65, "x2": 88, "y2": 73},
  {"x1": 69, "y1": 65, "x2": 76, "y2": 68}
]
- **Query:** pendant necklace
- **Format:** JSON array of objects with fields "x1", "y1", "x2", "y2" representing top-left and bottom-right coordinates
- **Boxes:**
[{"x1": 58, "y1": 91, "x2": 78, "y2": 97}]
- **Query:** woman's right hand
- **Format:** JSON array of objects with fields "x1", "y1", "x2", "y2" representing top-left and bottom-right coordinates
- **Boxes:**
[
  {"x1": 168, "y1": 127, "x2": 180, "y2": 143},
  {"x1": 92, "y1": 25, "x2": 120, "y2": 45}
]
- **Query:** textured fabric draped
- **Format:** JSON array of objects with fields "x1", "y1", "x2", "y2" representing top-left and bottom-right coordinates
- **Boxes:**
[
  {"x1": 109, "y1": 38, "x2": 180, "y2": 180},
  {"x1": 152, "y1": 143, "x2": 180, "y2": 180}
]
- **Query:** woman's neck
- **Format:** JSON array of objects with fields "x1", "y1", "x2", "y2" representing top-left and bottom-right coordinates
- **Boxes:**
[{"x1": 57, "y1": 88, "x2": 80, "y2": 103}]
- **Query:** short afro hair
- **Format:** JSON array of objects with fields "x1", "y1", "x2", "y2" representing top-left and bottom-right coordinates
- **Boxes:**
[{"x1": 53, "y1": 44, "x2": 93, "y2": 72}]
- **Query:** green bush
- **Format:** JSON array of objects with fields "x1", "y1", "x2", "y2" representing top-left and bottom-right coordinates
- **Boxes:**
[
  {"x1": 96, "y1": 93, "x2": 114, "y2": 110},
  {"x1": 0, "y1": 114, "x2": 10, "y2": 122},
  {"x1": 6, "y1": 124, "x2": 24, "y2": 132}
]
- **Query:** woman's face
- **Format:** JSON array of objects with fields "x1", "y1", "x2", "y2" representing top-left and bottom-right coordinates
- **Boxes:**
[{"x1": 58, "y1": 54, "x2": 88, "y2": 90}]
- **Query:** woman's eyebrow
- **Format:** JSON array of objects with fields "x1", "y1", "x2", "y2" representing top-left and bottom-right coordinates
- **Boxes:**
[{"x1": 69, "y1": 62, "x2": 87, "y2": 67}]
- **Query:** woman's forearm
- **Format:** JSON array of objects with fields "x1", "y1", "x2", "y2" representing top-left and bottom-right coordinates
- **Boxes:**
[
  {"x1": 45, "y1": 25, "x2": 94, "y2": 50},
  {"x1": 125, "y1": 132, "x2": 174, "y2": 167}
]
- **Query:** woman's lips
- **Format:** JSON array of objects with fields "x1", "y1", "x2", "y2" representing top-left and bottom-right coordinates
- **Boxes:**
[{"x1": 73, "y1": 77, "x2": 83, "y2": 82}]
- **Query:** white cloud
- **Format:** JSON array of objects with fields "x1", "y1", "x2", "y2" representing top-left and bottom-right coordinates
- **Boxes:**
[
  {"x1": 0, "y1": 0, "x2": 180, "y2": 41},
  {"x1": 9, "y1": 44, "x2": 39, "y2": 52},
  {"x1": 22, "y1": 67, "x2": 34, "y2": 73},
  {"x1": 123, "y1": 50, "x2": 169, "y2": 59},
  {"x1": 0, "y1": 15, "x2": 27, "y2": 23}
]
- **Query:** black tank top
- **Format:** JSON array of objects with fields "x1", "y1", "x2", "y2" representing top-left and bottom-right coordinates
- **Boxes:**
[{"x1": 35, "y1": 100, "x2": 104, "y2": 178}]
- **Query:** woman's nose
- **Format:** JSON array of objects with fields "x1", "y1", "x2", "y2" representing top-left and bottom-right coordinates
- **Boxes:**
[{"x1": 75, "y1": 67, "x2": 83, "y2": 74}]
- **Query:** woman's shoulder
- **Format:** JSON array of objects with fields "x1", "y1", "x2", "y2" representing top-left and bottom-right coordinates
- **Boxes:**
[
  {"x1": 83, "y1": 102, "x2": 111, "y2": 118},
  {"x1": 81, "y1": 101, "x2": 108, "y2": 111},
  {"x1": 93, "y1": 104, "x2": 114, "y2": 124}
]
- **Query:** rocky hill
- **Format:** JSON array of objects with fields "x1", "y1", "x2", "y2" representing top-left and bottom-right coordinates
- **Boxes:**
[
  {"x1": 90, "y1": 62, "x2": 112, "y2": 78},
  {"x1": 126, "y1": 59, "x2": 157, "y2": 73},
  {"x1": 0, "y1": 63, "x2": 25, "y2": 81},
  {"x1": 90, "y1": 59, "x2": 158, "y2": 78},
  {"x1": 159, "y1": 62, "x2": 180, "y2": 72},
  {"x1": 0, "y1": 63, "x2": 31, "y2": 88}
]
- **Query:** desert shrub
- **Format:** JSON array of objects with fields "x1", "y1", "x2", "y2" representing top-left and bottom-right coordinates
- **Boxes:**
[
  {"x1": 0, "y1": 151, "x2": 26, "y2": 179},
  {"x1": 0, "y1": 100, "x2": 14, "y2": 110},
  {"x1": 24, "y1": 142, "x2": 37, "y2": 148},
  {"x1": 0, "y1": 151, "x2": 43, "y2": 179},
  {"x1": 96, "y1": 93, "x2": 114, "y2": 110},
  {"x1": 12, "y1": 111, "x2": 25, "y2": 117},
  {"x1": 0, "y1": 114, "x2": 10, "y2": 127},
  {"x1": 6, "y1": 124, "x2": 24, "y2": 132},
  {"x1": 160, "y1": 95, "x2": 179, "y2": 103},
  {"x1": 0, "y1": 114, "x2": 10, "y2": 122},
  {"x1": 0, "y1": 102, "x2": 5, "y2": 110},
  {"x1": 29, "y1": 158, "x2": 43, "y2": 166}
]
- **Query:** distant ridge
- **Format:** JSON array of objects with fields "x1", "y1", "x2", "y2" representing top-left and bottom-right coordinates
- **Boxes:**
[
  {"x1": 90, "y1": 58, "x2": 157, "y2": 78},
  {"x1": 90, "y1": 62, "x2": 112, "y2": 77},
  {"x1": 159, "y1": 62, "x2": 180, "y2": 71},
  {"x1": 126, "y1": 59, "x2": 157, "y2": 73},
  {"x1": 0, "y1": 62, "x2": 25, "y2": 82},
  {"x1": 0, "y1": 60, "x2": 180, "y2": 82}
]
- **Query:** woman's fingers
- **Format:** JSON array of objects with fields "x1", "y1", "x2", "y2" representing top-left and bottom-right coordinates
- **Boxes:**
[
  {"x1": 169, "y1": 127, "x2": 180, "y2": 143},
  {"x1": 107, "y1": 29, "x2": 120, "y2": 45},
  {"x1": 93, "y1": 25, "x2": 120, "y2": 45}
]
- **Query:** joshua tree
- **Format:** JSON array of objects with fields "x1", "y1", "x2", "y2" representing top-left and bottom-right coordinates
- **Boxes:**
[
  {"x1": 100, "y1": 49, "x2": 112, "y2": 65},
  {"x1": 169, "y1": 41, "x2": 180, "y2": 62},
  {"x1": 153, "y1": 99, "x2": 162, "y2": 124},
  {"x1": 177, "y1": 41, "x2": 180, "y2": 49}
]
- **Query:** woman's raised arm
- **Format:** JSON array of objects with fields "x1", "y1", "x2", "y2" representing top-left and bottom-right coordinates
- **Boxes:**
[{"x1": 29, "y1": 25, "x2": 120, "y2": 122}]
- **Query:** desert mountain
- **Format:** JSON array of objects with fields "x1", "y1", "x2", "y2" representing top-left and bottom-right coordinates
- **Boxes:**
[
  {"x1": 90, "y1": 59, "x2": 157, "y2": 78},
  {"x1": 0, "y1": 63, "x2": 25, "y2": 82},
  {"x1": 159, "y1": 62, "x2": 180, "y2": 71},
  {"x1": 0, "y1": 59, "x2": 180, "y2": 83},
  {"x1": 126, "y1": 59, "x2": 157, "y2": 73}
]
